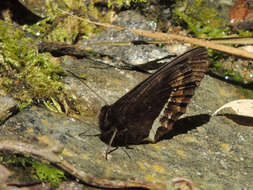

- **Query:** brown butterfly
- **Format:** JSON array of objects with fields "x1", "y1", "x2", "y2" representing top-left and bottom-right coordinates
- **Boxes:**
[{"x1": 99, "y1": 47, "x2": 209, "y2": 154}]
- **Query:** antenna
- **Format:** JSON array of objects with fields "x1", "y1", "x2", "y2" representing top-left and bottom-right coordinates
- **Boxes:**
[
  {"x1": 66, "y1": 69, "x2": 108, "y2": 105},
  {"x1": 67, "y1": 69, "x2": 121, "y2": 159}
]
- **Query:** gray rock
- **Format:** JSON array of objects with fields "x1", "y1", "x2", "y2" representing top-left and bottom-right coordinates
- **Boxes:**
[
  {"x1": 81, "y1": 10, "x2": 174, "y2": 68},
  {"x1": 0, "y1": 95, "x2": 18, "y2": 124}
]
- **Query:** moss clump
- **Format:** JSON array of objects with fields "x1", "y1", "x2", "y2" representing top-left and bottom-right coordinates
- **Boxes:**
[
  {"x1": 25, "y1": 0, "x2": 114, "y2": 43},
  {"x1": 172, "y1": 0, "x2": 230, "y2": 38},
  {"x1": 32, "y1": 161, "x2": 66, "y2": 187},
  {"x1": 208, "y1": 49, "x2": 230, "y2": 70},
  {"x1": 172, "y1": 1, "x2": 253, "y2": 87},
  {"x1": 0, "y1": 1, "x2": 107, "y2": 116},
  {"x1": 240, "y1": 87, "x2": 253, "y2": 99},
  {"x1": 0, "y1": 153, "x2": 66, "y2": 187},
  {"x1": 106, "y1": 0, "x2": 147, "y2": 8},
  {"x1": 0, "y1": 21, "x2": 65, "y2": 108},
  {"x1": 224, "y1": 71, "x2": 244, "y2": 83}
]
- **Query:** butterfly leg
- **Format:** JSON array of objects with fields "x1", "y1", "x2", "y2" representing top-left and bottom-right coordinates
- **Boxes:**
[{"x1": 105, "y1": 128, "x2": 118, "y2": 160}]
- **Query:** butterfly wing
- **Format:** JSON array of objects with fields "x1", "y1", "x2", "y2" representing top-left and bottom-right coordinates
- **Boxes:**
[{"x1": 99, "y1": 47, "x2": 209, "y2": 145}]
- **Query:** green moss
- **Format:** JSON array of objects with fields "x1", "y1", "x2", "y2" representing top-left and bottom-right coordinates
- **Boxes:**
[
  {"x1": 22, "y1": 17, "x2": 54, "y2": 38},
  {"x1": 0, "y1": 153, "x2": 66, "y2": 187},
  {"x1": 171, "y1": 1, "x2": 253, "y2": 87},
  {"x1": 76, "y1": 2, "x2": 113, "y2": 38},
  {"x1": 237, "y1": 29, "x2": 253, "y2": 36},
  {"x1": 0, "y1": 21, "x2": 65, "y2": 108},
  {"x1": 173, "y1": 0, "x2": 230, "y2": 38},
  {"x1": 32, "y1": 161, "x2": 66, "y2": 187},
  {"x1": 46, "y1": 16, "x2": 80, "y2": 43},
  {"x1": 240, "y1": 87, "x2": 253, "y2": 99},
  {"x1": 0, "y1": 5, "x2": 103, "y2": 115},
  {"x1": 21, "y1": 1, "x2": 112, "y2": 43},
  {"x1": 225, "y1": 71, "x2": 244, "y2": 83},
  {"x1": 34, "y1": 1, "x2": 114, "y2": 42},
  {"x1": 213, "y1": 61, "x2": 222, "y2": 69},
  {"x1": 18, "y1": 101, "x2": 32, "y2": 110},
  {"x1": 208, "y1": 49, "x2": 229, "y2": 68},
  {"x1": 107, "y1": 0, "x2": 147, "y2": 8}
]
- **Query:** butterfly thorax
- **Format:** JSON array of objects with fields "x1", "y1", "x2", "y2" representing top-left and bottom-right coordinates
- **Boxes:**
[{"x1": 99, "y1": 105, "x2": 152, "y2": 145}]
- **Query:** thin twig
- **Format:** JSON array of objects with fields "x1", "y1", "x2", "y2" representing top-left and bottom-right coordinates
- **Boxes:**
[
  {"x1": 57, "y1": 8, "x2": 253, "y2": 59},
  {"x1": 0, "y1": 140, "x2": 166, "y2": 189}
]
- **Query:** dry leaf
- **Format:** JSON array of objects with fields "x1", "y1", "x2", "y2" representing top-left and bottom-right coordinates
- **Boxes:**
[{"x1": 212, "y1": 99, "x2": 253, "y2": 126}]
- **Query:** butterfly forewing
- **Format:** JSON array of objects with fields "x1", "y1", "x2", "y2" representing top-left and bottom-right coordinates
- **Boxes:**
[{"x1": 99, "y1": 47, "x2": 209, "y2": 146}]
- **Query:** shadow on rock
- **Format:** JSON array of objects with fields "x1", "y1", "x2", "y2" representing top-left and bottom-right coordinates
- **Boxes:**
[{"x1": 161, "y1": 114, "x2": 211, "y2": 141}]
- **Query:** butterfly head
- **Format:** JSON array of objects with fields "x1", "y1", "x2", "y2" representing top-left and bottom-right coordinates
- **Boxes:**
[
  {"x1": 99, "y1": 105, "x2": 113, "y2": 132},
  {"x1": 99, "y1": 105, "x2": 143, "y2": 146},
  {"x1": 99, "y1": 105, "x2": 121, "y2": 146}
]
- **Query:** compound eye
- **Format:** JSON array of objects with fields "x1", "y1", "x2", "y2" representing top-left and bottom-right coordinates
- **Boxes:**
[{"x1": 99, "y1": 106, "x2": 112, "y2": 131}]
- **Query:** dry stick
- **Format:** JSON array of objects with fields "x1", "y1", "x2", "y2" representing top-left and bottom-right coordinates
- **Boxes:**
[
  {"x1": 0, "y1": 140, "x2": 165, "y2": 189},
  {"x1": 209, "y1": 37, "x2": 253, "y2": 45},
  {"x1": 79, "y1": 38, "x2": 253, "y2": 46},
  {"x1": 58, "y1": 8, "x2": 253, "y2": 59},
  {"x1": 133, "y1": 29, "x2": 253, "y2": 59}
]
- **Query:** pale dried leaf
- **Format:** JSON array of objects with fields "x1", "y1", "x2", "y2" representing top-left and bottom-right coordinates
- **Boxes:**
[
  {"x1": 212, "y1": 99, "x2": 253, "y2": 117},
  {"x1": 212, "y1": 99, "x2": 253, "y2": 126}
]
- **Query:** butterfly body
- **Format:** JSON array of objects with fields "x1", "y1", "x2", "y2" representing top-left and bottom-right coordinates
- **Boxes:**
[{"x1": 99, "y1": 47, "x2": 209, "y2": 146}]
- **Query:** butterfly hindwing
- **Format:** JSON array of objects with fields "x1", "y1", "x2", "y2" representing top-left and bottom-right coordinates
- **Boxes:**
[{"x1": 99, "y1": 47, "x2": 209, "y2": 146}]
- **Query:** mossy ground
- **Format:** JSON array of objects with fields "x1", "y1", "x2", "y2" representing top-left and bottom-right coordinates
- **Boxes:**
[
  {"x1": 172, "y1": 0, "x2": 253, "y2": 91},
  {"x1": 172, "y1": 0, "x2": 230, "y2": 38},
  {"x1": 0, "y1": 0, "x2": 149, "y2": 113},
  {"x1": 0, "y1": 2, "x2": 103, "y2": 113},
  {"x1": 0, "y1": 153, "x2": 66, "y2": 187},
  {"x1": 106, "y1": 0, "x2": 147, "y2": 8},
  {"x1": 0, "y1": 21, "x2": 66, "y2": 108}
]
